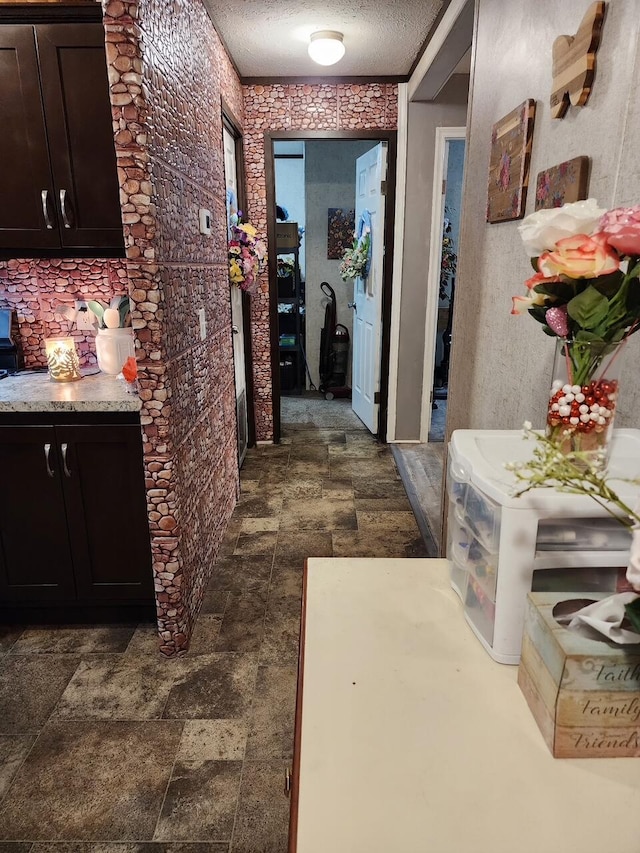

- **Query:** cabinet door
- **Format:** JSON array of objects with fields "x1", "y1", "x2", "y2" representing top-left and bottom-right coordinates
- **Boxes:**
[
  {"x1": 0, "y1": 426, "x2": 76, "y2": 600},
  {"x1": 36, "y1": 23, "x2": 124, "y2": 253},
  {"x1": 0, "y1": 26, "x2": 59, "y2": 251},
  {"x1": 56, "y1": 424, "x2": 153, "y2": 602}
]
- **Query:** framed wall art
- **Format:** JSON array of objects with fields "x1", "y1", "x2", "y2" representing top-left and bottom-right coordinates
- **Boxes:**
[
  {"x1": 327, "y1": 208, "x2": 355, "y2": 259},
  {"x1": 535, "y1": 156, "x2": 590, "y2": 210},
  {"x1": 487, "y1": 99, "x2": 536, "y2": 224}
]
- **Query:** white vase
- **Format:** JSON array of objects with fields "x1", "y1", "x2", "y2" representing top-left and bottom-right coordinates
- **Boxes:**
[{"x1": 95, "y1": 327, "x2": 135, "y2": 375}]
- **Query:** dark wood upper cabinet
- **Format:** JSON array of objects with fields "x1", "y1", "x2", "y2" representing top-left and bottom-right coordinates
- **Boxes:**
[
  {"x1": 0, "y1": 26, "x2": 60, "y2": 251},
  {"x1": 0, "y1": 22, "x2": 124, "y2": 256}
]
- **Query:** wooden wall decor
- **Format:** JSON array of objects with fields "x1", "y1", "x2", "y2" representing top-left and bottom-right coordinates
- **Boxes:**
[
  {"x1": 535, "y1": 156, "x2": 590, "y2": 210},
  {"x1": 551, "y1": 2, "x2": 605, "y2": 119},
  {"x1": 486, "y1": 99, "x2": 536, "y2": 224}
]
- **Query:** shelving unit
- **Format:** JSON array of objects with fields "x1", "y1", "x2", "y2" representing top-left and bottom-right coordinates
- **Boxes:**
[{"x1": 276, "y1": 222, "x2": 305, "y2": 395}]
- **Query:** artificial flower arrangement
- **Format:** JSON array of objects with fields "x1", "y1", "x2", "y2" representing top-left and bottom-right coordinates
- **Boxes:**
[
  {"x1": 228, "y1": 219, "x2": 267, "y2": 293},
  {"x1": 508, "y1": 424, "x2": 640, "y2": 640},
  {"x1": 339, "y1": 226, "x2": 371, "y2": 282},
  {"x1": 87, "y1": 294, "x2": 131, "y2": 329},
  {"x1": 511, "y1": 199, "x2": 640, "y2": 456},
  {"x1": 277, "y1": 257, "x2": 295, "y2": 279}
]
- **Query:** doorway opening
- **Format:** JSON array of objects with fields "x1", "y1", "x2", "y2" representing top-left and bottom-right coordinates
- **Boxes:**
[
  {"x1": 222, "y1": 105, "x2": 255, "y2": 465},
  {"x1": 265, "y1": 131, "x2": 397, "y2": 443},
  {"x1": 426, "y1": 128, "x2": 466, "y2": 442}
]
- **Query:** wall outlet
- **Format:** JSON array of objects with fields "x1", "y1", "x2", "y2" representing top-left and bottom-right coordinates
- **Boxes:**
[
  {"x1": 75, "y1": 301, "x2": 94, "y2": 331},
  {"x1": 198, "y1": 307, "x2": 207, "y2": 341}
]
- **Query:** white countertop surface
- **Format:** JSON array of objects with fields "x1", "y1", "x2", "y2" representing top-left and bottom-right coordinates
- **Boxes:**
[
  {"x1": 0, "y1": 369, "x2": 141, "y2": 412},
  {"x1": 295, "y1": 558, "x2": 640, "y2": 853}
]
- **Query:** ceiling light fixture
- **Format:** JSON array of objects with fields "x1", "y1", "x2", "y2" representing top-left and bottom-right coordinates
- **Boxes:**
[{"x1": 308, "y1": 30, "x2": 345, "y2": 66}]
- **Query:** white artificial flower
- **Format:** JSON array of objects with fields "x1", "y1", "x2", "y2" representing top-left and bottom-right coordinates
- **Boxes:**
[
  {"x1": 628, "y1": 526, "x2": 640, "y2": 592},
  {"x1": 517, "y1": 198, "x2": 607, "y2": 257}
]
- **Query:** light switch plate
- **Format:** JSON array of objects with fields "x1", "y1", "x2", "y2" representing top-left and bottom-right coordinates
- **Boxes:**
[
  {"x1": 198, "y1": 307, "x2": 207, "y2": 340},
  {"x1": 198, "y1": 208, "x2": 212, "y2": 236}
]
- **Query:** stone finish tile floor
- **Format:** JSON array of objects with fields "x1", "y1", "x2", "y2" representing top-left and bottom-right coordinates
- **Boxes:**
[{"x1": 0, "y1": 426, "x2": 428, "y2": 852}]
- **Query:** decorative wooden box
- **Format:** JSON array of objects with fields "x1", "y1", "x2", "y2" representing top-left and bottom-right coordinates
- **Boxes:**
[
  {"x1": 275, "y1": 222, "x2": 299, "y2": 249},
  {"x1": 518, "y1": 592, "x2": 640, "y2": 758}
]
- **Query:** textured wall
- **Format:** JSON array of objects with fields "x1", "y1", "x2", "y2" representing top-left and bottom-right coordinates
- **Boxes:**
[
  {"x1": 274, "y1": 153, "x2": 306, "y2": 276},
  {"x1": 0, "y1": 0, "x2": 242, "y2": 655},
  {"x1": 134, "y1": 0, "x2": 243, "y2": 653},
  {"x1": 395, "y1": 77, "x2": 468, "y2": 441},
  {"x1": 243, "y1": 83, "x2": 399, "y2": 440},
  {"x1": 0, "y1": 259, "x2": 128, "y2": 368},
  {"x1": 448, "y1": 0, "x2": 640, "y2": 437}
]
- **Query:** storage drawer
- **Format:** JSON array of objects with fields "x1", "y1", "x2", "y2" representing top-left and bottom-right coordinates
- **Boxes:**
[
  {"x1": 463, "y1": 481, "x2": 501, "y2": 552},
  {"x1": 446, "y1": 508, "x2": 469, "y2": 600},
  {"x1": 536, "y1": 518, "x2": 632, "y2": 551},
  {"x1": 449, "y1": 557, "x2": 468, "y2": 601},
  {"x1": 464, "y1": 574, "x2": 495, "y2": 647},
  {"x1": 446, "y1": 454, "x2": 468, "y2": 509},
  {"x1": 465, "y1": 534, "x2": 498, "y2": 601},
  {"x1": 446, "y1": 505, "x2": 470, "y2": 561}
]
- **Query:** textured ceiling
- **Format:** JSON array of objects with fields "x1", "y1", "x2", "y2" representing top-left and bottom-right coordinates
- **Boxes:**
[{"x1": 202, "y1": 0, "x2": 446, "y2": 78}]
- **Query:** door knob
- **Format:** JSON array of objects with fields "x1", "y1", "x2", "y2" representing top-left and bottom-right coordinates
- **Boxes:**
[
  {"x1": 232, "y1": 325, "x2": 239, "y2": 334},
  {"x1": 348, "y1": 302, "x2": 357, "y2": 312}
]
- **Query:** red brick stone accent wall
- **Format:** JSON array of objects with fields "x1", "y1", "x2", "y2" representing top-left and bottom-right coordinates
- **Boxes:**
[
  {"x1": 0, "y1": 259, "x2": 128, "y2": 368},
  {"x1": 0, "y1": 0, "x2": 242, "y2": 655},
  {"x1": 242, "y1": 83, "x2": 398, "y2": 440}
]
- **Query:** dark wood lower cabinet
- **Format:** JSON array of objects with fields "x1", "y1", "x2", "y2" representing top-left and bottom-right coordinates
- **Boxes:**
[
  {"x1": 0, "y1": 418, "x2": 154, "y2": 615},
  {"x1": 0, "y1": 425, "x2": 76, "y2": 600}
]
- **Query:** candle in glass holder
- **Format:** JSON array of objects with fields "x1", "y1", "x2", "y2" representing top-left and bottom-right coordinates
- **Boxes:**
[{"x1": 44, "y1": 336, "x2": 82, "y2": 382}]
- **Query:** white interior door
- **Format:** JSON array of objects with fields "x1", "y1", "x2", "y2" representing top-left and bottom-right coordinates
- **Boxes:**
[
  {"x1": 223, "y1": 125, "x2": 248, "y2": 463},
  {"x1": 351, "y1": 142, "x2": 387, "y2": 433}
]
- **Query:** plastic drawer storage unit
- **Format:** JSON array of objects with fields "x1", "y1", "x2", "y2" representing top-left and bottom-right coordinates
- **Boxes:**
[{"x1": 446, "y1": 429, "x2": 640, "y2": 665}]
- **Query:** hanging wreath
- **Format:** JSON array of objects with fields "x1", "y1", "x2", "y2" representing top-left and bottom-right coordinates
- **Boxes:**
[{"x1": 339, "y1": 210, "x2": 372, "y2": 281}]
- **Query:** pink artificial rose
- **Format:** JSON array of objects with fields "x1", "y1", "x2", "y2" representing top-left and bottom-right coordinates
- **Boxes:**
[
  {"x1": 539, "y1": 233, "x2": 620, "y2": 279},
  {"x1": 524, "y1": 271, "x2": 562, "y2": 290},
  {"x1": 510, "y1": 291, "x2": 546, "y2": 315},
  {"x1": 598, "y1": 206, "x2": 640, "y2": 256}
]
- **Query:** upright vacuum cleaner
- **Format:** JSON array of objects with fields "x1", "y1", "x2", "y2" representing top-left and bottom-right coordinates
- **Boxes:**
[{"x1": 318, "y1": 282, "x2": 351, "y2": 400}]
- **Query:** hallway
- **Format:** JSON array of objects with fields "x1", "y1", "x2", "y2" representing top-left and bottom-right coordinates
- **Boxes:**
[{"x1": 0, "y1": 426, "x2": 428, "y2": 852}]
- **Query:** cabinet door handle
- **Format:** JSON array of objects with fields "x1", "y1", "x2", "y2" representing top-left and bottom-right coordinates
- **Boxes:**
[
  {"x1": 41, "y1": 190, "x2": 54, "y2": 229},
  {"x1": 44, "y1": 443, "x2": 55, "y2": 477},
  {"x1": 61, "y1": 443, "x2": 71, "y2": 477},
  {"x1": 59, "y1": 189, "x2": 73, "y2": 229}
]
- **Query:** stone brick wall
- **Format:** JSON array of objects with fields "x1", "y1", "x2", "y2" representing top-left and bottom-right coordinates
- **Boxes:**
[
  {"x1": 0, "y1": 0, "x2": 242, "y2": 655},
  {"x1": 122, "y1": 0, "x2": 243, "y2": 654},
  {"x1": 0, "y1": 258, "x2": 128, "y2": 368},
  {"x1": 242, "y1": 83, "x2": 398, "y2": 440}
]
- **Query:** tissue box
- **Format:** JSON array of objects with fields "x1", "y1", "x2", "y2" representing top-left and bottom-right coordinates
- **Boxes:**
[{"x1": 518, "y1": 592, "x2": 640, "y2": 758}]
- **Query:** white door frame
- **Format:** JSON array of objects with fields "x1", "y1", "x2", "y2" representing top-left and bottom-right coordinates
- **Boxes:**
[{"x1": 419, "y1": 126, "x2": 466, "y2": 442}]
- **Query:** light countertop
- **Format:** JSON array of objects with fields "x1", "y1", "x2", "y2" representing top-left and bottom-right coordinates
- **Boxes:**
[
  {"x1": 0, "y1": 369, "x2": 141, "y2": 413},
  {"x1": 294, "y1": 558, "x2": 640, "y2": 853}
]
